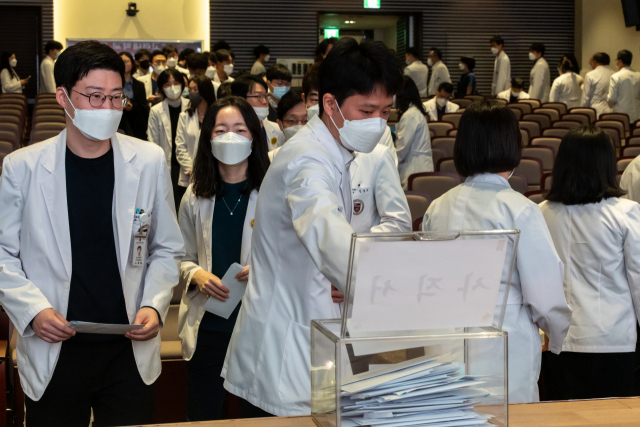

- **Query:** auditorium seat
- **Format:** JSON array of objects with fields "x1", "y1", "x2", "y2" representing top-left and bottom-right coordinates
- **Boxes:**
[
  {"x1": 531, "y1": 137, "x2": 561, "y2": 154},
  {"x1": 493, "y1": 98, "x2": 507, "y2": 105},
  {"x1": 404, "y1": 191, "x2": 431, "y2": 229},
  {"x1": 569, "y1": 107, "x2": 596, "y2": 124},
  {"x1": 408, "y1": 172, "x2": 461, "y2": 200},
  {"x1": 429, "y1": 122, "x2": 454, "y2": 137},
  {"x1": 617, "y1": 157, "x2": 634, "y2": 172},
  {"x1": 447, "y1": 129, "x2": 457, "y2": 137},
  {"x1": 430, "y1": 148, "x2": 446, "y2": 169},
  {"x1": 464, "y1": 95, "x2": 484, "y2": 102},
  {"x1": 543, "y1": 128, "x2": 570, "y2": 139},
  {"x1": 542, "y1": 102, "x2": 568, "y2": 116},
  {"x1": 515, "y1": 157, "x2": 543, "y2": 191},
  {"x1": 522, "y1": 113, "x2": 551, "y2": 130},
  {"x1": 553, "y1": 120, "x2": 582, "y2": 129},
  {"x1": 509, "y1": 103, "x2": 532, "y2": 116},
  {"x1": 0, "y1": 126, "x2": 19, "y2": 151},
  {"x1": 449, "y1": 98, "x2": 472, "y2": 109},
  {"x1": 541, "y1": 172, "x2": 553, "y2": 191},
  {"x1": 525, "y1": 190, "x2": 548, "y2": 204},
  {"x1": 436, "y1": 158, "x2": 458, "y2": 177},
  {"x1": 596, "y1": 120, "x2": 625, "y2": 144},
  {"x1": 601, "y1": 113, "x2": 630, "y2": 133},
  {"x1": 533, "y1": 108, "x2": 560, "y2": 122},
  {"x1": 520, "y1": 128, "x2": 530, "y2": 146},
  {"x1": 508, "y1": 106, "x2": 522, "y2": 120},
  {"x1": 431, "y1": 137, "x2": 455, "y2": 157},
  {"x1": 626, "y1": 136, "x2": 640, "y2": 146},
  {"x1": 30, "y1": 130, "x2": 61, "y2": 144},
  {"x1": 621, "y1": 145, "x2": 640, "y2": 158},
  {"x1": 599, "y1": 126, "x2": 622, "y2": 148},
  {"x1": 508, "y1": 172, "x2": 528, "y2": 194},
  {"x1": 519, "y1": 121, "x2": 541, "y2": 138},
  {"x1": 560, "y1": 113, "x2": 589, "y2": 127},
  {"x1": 441, "y1": 113, "x2": 462, "y2": 128},
  {"x1": 522, "y1": 146, "x2": 555, "y2": 173},
  {"x1": 519, "y1": 99, "x2": 541, "y2": 110}
]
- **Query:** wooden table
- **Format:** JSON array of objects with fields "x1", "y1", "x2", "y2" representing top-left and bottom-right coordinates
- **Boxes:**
[{"x1": 142, "y1": 397, "x2": 640, "y2": 426}]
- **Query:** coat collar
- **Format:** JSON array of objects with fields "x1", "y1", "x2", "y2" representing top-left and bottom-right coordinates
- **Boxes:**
[
  {"x1": 307, "y1": 115, "x2": 353, "y2": 173},
  {"x1": 465, "y1": 173, "x2": 510, "y2": 188}
]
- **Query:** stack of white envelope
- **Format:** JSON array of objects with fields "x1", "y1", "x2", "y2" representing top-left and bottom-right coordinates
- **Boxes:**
[{"x1": 339, "y1": 355, "x2": 494, "y2": 427}]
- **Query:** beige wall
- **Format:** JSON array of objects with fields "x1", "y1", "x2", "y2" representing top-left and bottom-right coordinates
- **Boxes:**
[
  {"x1": 577, "y1": 0, "x2": 640, "y2": 76},
  {"x1": 54, "y1": 0, "x2": 209, "y2": 50}
]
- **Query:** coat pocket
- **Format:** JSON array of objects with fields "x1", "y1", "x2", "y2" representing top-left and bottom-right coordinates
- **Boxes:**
[{"x1": 277, "y1": 320, "x2": 311, "y2": 408}]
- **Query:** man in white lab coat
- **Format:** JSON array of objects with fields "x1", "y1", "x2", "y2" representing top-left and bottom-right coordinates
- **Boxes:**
[
  {"x1": 427, "y1": 47, "x2": 451, "y2": 97},
  {"x1": 423, "y1": 82, "x2": 459, "y2": 122},
  {"x1": 497, "y1": 78, "x2": 530, "y2": 103},
  {"x1": 222, "y1": 38, "x2": 404, "y2": 417},
  {"x1": 39, "y1": 40, "x2": 63, "y2": 93},
  {"x1": 583, "y1": 52, "x2": 615, "y2": 118},
  {"x1": 608, "y1": 49, "x2": 640, "y2": 123},
  {"x1": 528, "y1": 43, "x2": 550, "y2": 102},
  {"x1": 0, "y1": 41, "x2": 184, "y2": 426},
  {"x1": 491, "y1": 36, "x2": 511, "y2": 97},
  {"x1": 404, "y1": 47, "x2": 429, "y2": 97}
]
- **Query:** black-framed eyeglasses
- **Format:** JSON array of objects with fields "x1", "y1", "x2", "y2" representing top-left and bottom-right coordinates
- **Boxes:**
[
  {"x1": 246, "y1": 94, "x2": 269, "y2": 102},
  {"x1": 72, "y1": 89, "x2": 128, "y2": 109},
  {"x1": 283, "y1": 119, "x2": 308, "y2": 126}
]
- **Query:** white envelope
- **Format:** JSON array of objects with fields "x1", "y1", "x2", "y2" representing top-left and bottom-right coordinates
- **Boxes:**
[
  {"x1": 67, "y1": 321, "x2": 144, "y2": 334},
  {"x1": 203, "y1": 263, "x2": 247, "y2": 319}
]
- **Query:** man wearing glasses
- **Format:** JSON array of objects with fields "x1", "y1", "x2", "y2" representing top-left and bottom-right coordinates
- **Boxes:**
[{"x1": 0, "y1": 40, "x2": 184, "y2": 426}]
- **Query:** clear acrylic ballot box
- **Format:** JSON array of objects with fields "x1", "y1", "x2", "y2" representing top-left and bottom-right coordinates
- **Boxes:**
[{"x1": 311, "y1": 231, "x2": 519, "y2": 427}]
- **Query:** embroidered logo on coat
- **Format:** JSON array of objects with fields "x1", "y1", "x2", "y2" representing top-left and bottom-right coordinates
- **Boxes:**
[{"x1": 353, "y1": 199, "x2": 364, "y2": 215}]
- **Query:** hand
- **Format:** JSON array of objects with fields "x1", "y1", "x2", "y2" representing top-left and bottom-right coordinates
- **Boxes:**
[
  {"x1": 20, "y1": 78, "x2": 30, "y2": 86},
  {"x1": 235, "y1": 265, "x2": 249, "y2": 282},
  {"x1": 125, "y1": 307, "x2": 159, "y2": 341},
  {"x1": 331, "y1": 285, "x2": 345, "y2": 303},
  {"x1": 541, "y1": 334, "x2": 550, "y2": 352},
  {"x1": 32, "y1": 308, "x2": 76, "y2": 343},
  {"x1": 123, "y1": 100, "x2": 133, "y2": 111},
  {"x1": 192, "y1": 269, "x2": 229, "y2": 301}
]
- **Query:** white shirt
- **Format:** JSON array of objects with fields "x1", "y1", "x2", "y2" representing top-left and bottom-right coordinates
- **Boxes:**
[
  {"x1": 608, "y1": 66, "x2": 640, "y2": 122},
  {"x1": 0, "y1": 129, "x2": 185, "y2": 400},
  {"x1": 1, "y1": 68, "x2": 22, "y2": 93},
  {"x1": 620, "y1": 155, "x2": 640, "y2": 203},
  {"x1": 147, "y1": 98, "x2": 190, "y2": 174},
  {"x1": 550, "y1": 72, "x2": 583, "y2": 109},
  {"x1": 404, "y1": 60, "x2": 429, "y2": 97},
  {"x1": 540, "y1": 198, "x2": 640, "y2": 352},
  {"x1": 492, "y1": 51, "x2": 511, "y2": 96},
  {"x1": 263, "y1": 119, "x2": 285, "y2": 151},
  {"x1": 213, "y1": 72, "x2": 234, "y2": 84},
  {"x1": 529, "y1": 57, "x2": 550, "y2": 102},
  {"x1": 137, "y1": 73, "x2": 155, "y2": 99},
  {"x1": 422, "y1": 97, "x2": 460, "y2": 122},
  {"x1": 251, "y1": 60, "x2": 267, "y2": 75},
  {"x1": 39, "y1": 55, "x2": 56, "y2": 93},
  {"x1": 583, "y1": 65, "x2": 615, "y2": 118},
  {"x1": 174, "y1": 111, "x2": 201, "y2": 187},
  {"x1": 395, "y1": 105, "x2": 433, "y2": 189},
  {"x1": 221, "y1": 115, "x2": 356, "y2": 416},
  {"x1": 427, "y1": 61, "x2": 451, "y2": 97},
  {"x1": 497, "y1": 89, "x2": 530, "y2": 102}
]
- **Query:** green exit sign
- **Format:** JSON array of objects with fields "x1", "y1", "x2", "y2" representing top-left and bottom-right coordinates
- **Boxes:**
[
  {"x1": 324, "y1": 28, "x2": 339, "y2": 38},
  {"x1": 364, "y1": 0, "x2": 380, "y2": 8}
]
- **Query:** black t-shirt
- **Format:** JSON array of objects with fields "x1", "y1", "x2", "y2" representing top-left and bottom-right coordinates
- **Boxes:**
[
  {"x1": 509, "y1": 94, "x2": 519, "y2": 104},
  {"x1": 65, "y1": 146, "x2": 129, "y2": 342}
]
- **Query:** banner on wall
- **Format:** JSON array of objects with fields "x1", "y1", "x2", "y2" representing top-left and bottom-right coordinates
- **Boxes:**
[{"x1": 66, "y1": 39, "x2": 203, "y2": 55}]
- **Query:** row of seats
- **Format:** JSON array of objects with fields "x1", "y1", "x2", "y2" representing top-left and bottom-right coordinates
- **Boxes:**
[
  {"x1": 30, "y1": 93, "x2": 66, "y2": 145},
  {"x1": 0, "y1": 94, "x2": 28, "y2": 153}
]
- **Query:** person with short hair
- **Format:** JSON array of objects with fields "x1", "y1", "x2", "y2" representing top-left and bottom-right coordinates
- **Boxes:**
[
  {"x1": 427, "y1": 47, "x2": 451, "y2": 96},
  {"x1": 497, "y1": 77, "x2": 530, "y2": 103},
  {"x1": 178, "y1": 96, "x2": 269, "y2": 421},
  {"x1": 251, "y1": 44, "x2": 270, "y2": 75},
  {"x1": 164, "y1": 45, "x2": 189, "y2": 75},
  {"x1": 178, "y1": 48, "x2": 195, "y2": 70},
  {"x1": 186, "y1": 52, "x2": 210, "y2": 79},
  {"x1": 423, "y1": 82, "x2": 459, "y2": 121},
  {"x1": 540, "y1": 126, "x2": 640, "y2": 400},
  {"x1": 118, "y1": 51, "x2": 150, "y2": 141},
  {"x1": 423, "y1": 100, "x2": 571, "y2": 403},
  {"x1": 490, "y1": 35, "x2": 511, "y2": 96},
  {"x1": 1, "y1": 51, "x2": 29, "y2": 93},
  {"x1": 137, "y1": 50, "x2": 167, "y2": 105},
  {"x1": 315, "y1": 37, "x2": 338, "y2": 63},
  {"x1": 608, "y1": 49, "x2": 640, "y2": 122},
  {"x1": 222, "y1": 37, "x2": 404, "y2": 417},
  {"x1": 0, "y1": 39, "x2": 184, "y2": 426},
  {"x1": 276, "y1": 88, "x2": 306, "y2": 141},
  {"x1": 212, "y1": 40, "x2": 230, "y2": 52},
  {"x1": 404, "y1": 47, "x2": 429, "y2": 97},
  {"x1": 133, "y1": 48, "x2": 151, "y2": 78},
  {"x1": 40, "y1": 40, "x2": 63, "y2": 93},
  {"x1": 528, "y1": 43, "x2": 550, "y2": 102},
  {"x1": 582, "y1": 52, "x2": 615, "y2": 118},
  {"x1": 455, "y1": 56, "x2": 476, "y2": 98},
  {"x1": 265, "y1": 63, "x2": 292, "y2": 121},
  {"x1": 213, "y1": 49, "x2": 234, "y2": 84},
  {"x1": 550, "y1": 57, "x2": 583, "y2": 109},
  {"x1": 302, "y1": 63, "x2": 321, "y2": 120}
]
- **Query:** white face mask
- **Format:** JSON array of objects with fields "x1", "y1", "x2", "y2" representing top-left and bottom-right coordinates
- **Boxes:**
[
  {"x1": 223, "y1": 64, "x2": 234, "y2": 76},
  {"x1": 167, "y1": 58, "x2": 178, "y2": 68},
  {"x1": 153, "y1": 64, "x2": 166, "y2": 75},
  {"x1": 283, "y1": 125, "x2": 303, "y2": 141},
  {"x1": 9, "y1": 59, "x2": 17, "y2": 68},
  {"x1": 427, "y1": 58, "x2": 434, "y2": 67},
  {"x1": 264, "y1": 54, "x2": 271, "y2": 62},
  {"x1": 55, "y1": 51, "x2": 61, "y2": 59},
  {"x1": 458, "y1": 63, "x2": 465, "y2": 71},
  {"x1": 165, "y1": 84, "x2": 182, "y2": 101},
  {"x1": 211, "y1": 132, "x2": 252, "y2": 165},
  {"x1": 491, "y1": 47, "x2": 499, "y2": 55},
  {"x1": 307, "y1": 104, "x2": 320, "y2": 121},
  {"x1": 205, "y1": 66, "x2": 217, "y2": 79},
  {"x1": 406, "y1": 60, "x2": 411, "y2": 66},
  {"x1": 253, "y1": 107, "x2": 269, "y2": 121},
  {"x1": 329, "y1": 101, "x2": 387, "y2": 153},
  {"x1": 511, "y1": 90, "x2": 520, "y2": 97},
  {"x1": 436, "y1": 97, "x2": 447, "y2": 108},
  {"x1": 529, "y1": 52, "x2": 537, "y2": 61},
  {"x1": 63, "y1": 89, "x2": 123, "y2": 141}
]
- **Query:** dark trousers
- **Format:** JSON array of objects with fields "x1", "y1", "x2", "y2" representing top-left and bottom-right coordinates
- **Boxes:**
[
  {"x1": 170, "y1": 166, "x2": 186, "y2": 213},
  {"x1": 541, "y1": 351, "x2": 635, "y2": 401},
  {"x1": 25, "y1": 339, "x2": 154, "y2": 427}
]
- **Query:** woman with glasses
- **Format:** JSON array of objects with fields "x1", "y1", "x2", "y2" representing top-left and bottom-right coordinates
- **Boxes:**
[
  {"x1": 177, "y1": 96, "x2": 270, "y2": 421},
  {"x1": 118, "y1": 51, "x2": 149, "y2": 141},
  {"x1": 540, "y1": 126, "x2": 640, "y2": 400},
  {"x1": 230, "y1": 75, "x2": 284, "y2": 151}
]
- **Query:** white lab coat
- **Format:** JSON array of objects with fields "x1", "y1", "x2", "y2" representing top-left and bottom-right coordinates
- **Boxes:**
[
  {"x1": 395, "y1": 105, "x2": 433, "y2": 189},
  {"x1": 583, "y1": 65, "x2": 615, "y2": 118},
  {"x1": 540, "y1": 198, "x2": 640, "y2": 353},
  {"x1": 550, "y1": 72, "x2": 583, "y2": 109},
  {"x1": 251, "y1": 60, "x2": 267, "y2": 75},
  {"x1": 422, "y1": 98, "x2": 460, "y2": 122},
  {"x1": 404, "y1": 60, "x2": 429, "y2": 98},
  {"x1": 529, "y1": 57, "x2": 550, "y2": 102},
  {"x1": 1, "y1": 68, "x2": 22, "y2": 93},
  {"x1": 263, "y1": 119, "x2": 284, "y2": 151},
  {"x1": 427, "y1": 61, "x2": 451, "y2": 97},
  {"x1": 422, "y1": 173, "x2": 571, "y2": 403},
  {"x1": 177, "y1": 186, "x2": 257, "y2": 361},
  {"x1": 137, "y1": 72, "x2": 155, "y2": 98},
  {"x1": 497, "y1": 89, "x2": 530, "y2": 102},
  {"x1": 492, "y1": 51, "x2": 511, "y2": 96},
  {"x1": 39, "y1": 56, "x2": 55, "y2": 93},
  {"x1": 147, "y1": 98, "x2": 190, "y2": 175},
  {"x1": 0, "y1": 129, "x2": 185, "y2": 400},
  {"x1": 174, "y1": 111, "x2": 201, "y2": 187},
  {"x1": 608, "y1": 67, "x2": 640, "y2": 123},
  {"x1": 213, "y1": 73, "x2": 235, "y2": 84},
  {"x1": 222, "y1": 115, "x2": 355, "y2": 416},
  {"x1": 620, "y1": 155, "x2": 640, "y2": 203}
]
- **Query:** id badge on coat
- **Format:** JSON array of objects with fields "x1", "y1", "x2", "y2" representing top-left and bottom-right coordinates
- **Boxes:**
[{"x1": 132, "y1": 210, "x2": 151, "y2": 266}]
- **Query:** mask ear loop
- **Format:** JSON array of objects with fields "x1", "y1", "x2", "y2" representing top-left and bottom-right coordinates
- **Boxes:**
[
  {"x1": 62, "y1": 88, "x2": 77, "y2": 121},
  {"x1": 508, "y1": 169, "x2": 515, "y2": 179},
  {"x1": 328, "y1": 96, "x2": 347, "y2": 134}
]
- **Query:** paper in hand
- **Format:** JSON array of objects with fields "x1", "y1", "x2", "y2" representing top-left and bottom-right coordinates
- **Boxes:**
[
  {"x1": 203, "y1": 263, "x2": 247, "y2": 319},
  {"x1": 67, "y1": 321, "x2": 144, "y2": 334}
]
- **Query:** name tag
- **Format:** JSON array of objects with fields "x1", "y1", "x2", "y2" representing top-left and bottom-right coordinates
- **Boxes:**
[{"x1": 132, "y1": 210, "x2": 151, "y2": 266}]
